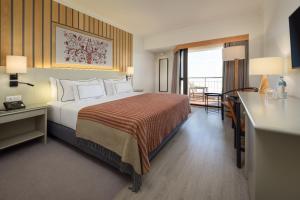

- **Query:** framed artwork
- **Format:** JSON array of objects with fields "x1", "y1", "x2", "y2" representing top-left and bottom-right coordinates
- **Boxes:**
[{"x1": 52, "y1": 23, "x2": 113, "y2": 70}]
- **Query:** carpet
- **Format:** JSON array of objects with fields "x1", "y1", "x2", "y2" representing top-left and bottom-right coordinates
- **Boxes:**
[{"x1": 0, "y1": 137, "x2": 129, "y2": 200}]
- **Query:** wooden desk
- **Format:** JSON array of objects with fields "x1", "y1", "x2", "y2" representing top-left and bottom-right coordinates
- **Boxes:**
[{"x1": 238, "y1": 92, "x2": 300, "y2": 200}]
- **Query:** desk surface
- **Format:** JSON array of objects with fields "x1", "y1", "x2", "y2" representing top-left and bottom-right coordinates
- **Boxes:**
[{"x1": 238, "y1": 92, "x2": 300, "y2": 136}]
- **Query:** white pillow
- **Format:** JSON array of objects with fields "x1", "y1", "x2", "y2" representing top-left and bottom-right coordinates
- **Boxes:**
[
  {"x1": 74, "y1": 84, "x2": 106, "y2": 100},
  {"x1": 49, "y1": 77, "x2": 58, "y2": 101},
  {"x1": 57, "y1": 78, "x2": 98, "y2": 102},
  {"x1": 73, "y1": 79, "x2": 106, "y2": 101},
  {"x1": 59, "y1": 80, "x2": 75, "y2": 102},
  {"x1": 114, "y1": 80, "x2": 133, "y2": 94},
  {"x1": 103, "y1": 79, "x2": 117, "y2": 96}
]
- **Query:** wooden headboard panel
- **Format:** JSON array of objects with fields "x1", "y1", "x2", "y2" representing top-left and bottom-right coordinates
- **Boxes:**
[{"x1": 0, "y1": 0, "x2": 132, "y2": 72}]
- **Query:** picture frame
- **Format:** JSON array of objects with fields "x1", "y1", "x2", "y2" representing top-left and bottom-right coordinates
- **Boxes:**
[{"x1": 52, "y1": 23, "x2": 113, "y2": 70}]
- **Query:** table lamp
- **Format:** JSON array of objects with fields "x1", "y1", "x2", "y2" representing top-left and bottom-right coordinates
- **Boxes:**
[
  {"x1": 6, "y1": 55, "x2": 34, "y2": 87},
  {"x1": 222, "y1": 46, "x2": 246, "y2": 90},
  {"x1": 249, "y1": 57, "x2": 283, "y2": 94}
]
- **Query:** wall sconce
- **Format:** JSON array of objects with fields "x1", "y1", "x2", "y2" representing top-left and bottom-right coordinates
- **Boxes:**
[
  {"x1": 6, "y1": 55, "x2": 34, "y2": 87},
  {"x1": 126, "y1": 66, "x2": 134, "y2": 81}
]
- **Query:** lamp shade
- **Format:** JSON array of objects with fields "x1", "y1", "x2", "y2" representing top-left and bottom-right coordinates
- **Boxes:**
[
  {"x1": 6, "y1": 55, "x2": 27, "y2": 74},
  {"x1": 250, "y1": 57, "x2": 283, "y2": 75},
  {"x1": 127, "y1": 66, "x2": 134, "y2": 75},
  {"x1": 222, "y1": 46, "x2": 245, "y2": 61}
]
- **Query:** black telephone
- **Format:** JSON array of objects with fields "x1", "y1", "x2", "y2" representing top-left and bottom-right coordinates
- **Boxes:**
[{"x1": 3, "y1": 101, "x2": 26, "y2": 111}]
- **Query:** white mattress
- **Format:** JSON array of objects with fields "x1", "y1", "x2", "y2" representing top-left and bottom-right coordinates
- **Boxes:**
[{"x1": 47, "y1": 92, "x2": 142, "y2": 130}]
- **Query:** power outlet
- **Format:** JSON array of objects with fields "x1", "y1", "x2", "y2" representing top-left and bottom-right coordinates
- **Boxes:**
[{"x1": 5, "y1": 95, "x2": 22, "y2": 102}]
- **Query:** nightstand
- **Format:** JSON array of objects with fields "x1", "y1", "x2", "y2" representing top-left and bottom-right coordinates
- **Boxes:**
[{"x1": 0, "y1": 104, "x2": 47, "y2": 150}]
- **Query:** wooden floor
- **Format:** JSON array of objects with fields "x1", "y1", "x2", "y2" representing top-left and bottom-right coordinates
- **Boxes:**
[{"x1": 114, "y1": 107, "x2": 249, "y2": 200}]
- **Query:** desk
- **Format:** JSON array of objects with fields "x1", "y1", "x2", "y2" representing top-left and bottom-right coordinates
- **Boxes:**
[
  {"x1": 204, "y1": 92, "x2": 221, "y2": 112},
  {"x1": 238, "y1": 92, "x2": 300, "y2": 200}
]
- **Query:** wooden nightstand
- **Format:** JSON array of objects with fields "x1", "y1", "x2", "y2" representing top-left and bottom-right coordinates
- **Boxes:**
[{"x1": 0, "y1": 104, "x2": 47, "y2": 150}]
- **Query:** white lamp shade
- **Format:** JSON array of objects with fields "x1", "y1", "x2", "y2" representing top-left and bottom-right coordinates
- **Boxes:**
[
  {"x1": 6, "y1": 55, "x2": 27, "y2": 74},
  {"x1": 127, "y1": 66, "x2": 134, "y2": 75},
  {"x1": 222, "y1": 46, "x2": 245, "y2": 61},
  {"x1": 250, "y1": 57, "x2": 283, "y2": 75}
]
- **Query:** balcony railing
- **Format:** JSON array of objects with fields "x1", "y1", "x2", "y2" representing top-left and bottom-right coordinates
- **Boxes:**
[
  {"x1": 189, "y1": 77, "x2": 222, "y2": 93},
  {"x1": 188, "y1": 77, "x2": 222, "y2": 105}
]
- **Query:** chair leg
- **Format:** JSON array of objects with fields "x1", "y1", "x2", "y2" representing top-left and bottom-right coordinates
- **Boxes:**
[
  {"x1": 221, "y1": 106, "x2": 224, "y2": 120},
  {"x1": 234, "y1": 128, "x2": 237, "y2": 149},
  {"x1": 236, "y1": 129, "x2": 242, "y2": 168}
]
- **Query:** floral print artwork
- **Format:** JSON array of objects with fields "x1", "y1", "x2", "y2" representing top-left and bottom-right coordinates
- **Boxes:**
[{"x1": 55, "y1": 26, "x2": 112, "y2": 67}]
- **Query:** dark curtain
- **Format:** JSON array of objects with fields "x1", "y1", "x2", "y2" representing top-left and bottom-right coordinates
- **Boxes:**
[
  {"x1": 222, "y1": 40, "x2": 249, "y2": 92},
  {"x1": 179, "y1": 49, "x2": 188, "y2": 95},
  {"x1": 171, "y1": 51, "x2": 180, "y2": 93}
]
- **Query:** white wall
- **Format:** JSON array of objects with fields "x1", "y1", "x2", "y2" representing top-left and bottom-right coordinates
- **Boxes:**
[
  {"x1": 132, "y1": 36, "x2": 155, "y2": 92},
  {"x1": 263, "y1": 0, "x2": 300, "y2": 97},
  {"x1": 145, "y1": 12, "x2": 264, "y2": 59},
  {"x1": 148, "y1": 12, "x2": 264, "y2": 91}
]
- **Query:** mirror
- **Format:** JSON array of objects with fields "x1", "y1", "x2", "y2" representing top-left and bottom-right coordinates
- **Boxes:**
[{"x1": 159, "y1": 58, "x2": 168, "y2": 92}]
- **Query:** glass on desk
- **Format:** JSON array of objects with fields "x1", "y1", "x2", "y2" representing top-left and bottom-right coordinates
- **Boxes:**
[{"x1": 265, "y1": 88, "x2": 277, "y2": 100}]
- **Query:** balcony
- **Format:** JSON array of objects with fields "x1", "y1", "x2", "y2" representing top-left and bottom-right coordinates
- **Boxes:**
[{"x1": 189, "y1": 77, "x2": 222, "y2": 106}]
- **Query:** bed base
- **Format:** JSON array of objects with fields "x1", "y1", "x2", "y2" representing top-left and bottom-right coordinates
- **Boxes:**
[{"x1": 47, "y1": 120, "x2": 184, "y2": 192}]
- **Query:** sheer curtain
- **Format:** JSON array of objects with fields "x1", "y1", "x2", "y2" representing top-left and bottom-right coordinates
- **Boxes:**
[
  {"x1": 222, "y1": 40, "x2": 249, "y2": 92},
  {"x1": 171, "y1": 49, "x2": 188, "y2": 94}
]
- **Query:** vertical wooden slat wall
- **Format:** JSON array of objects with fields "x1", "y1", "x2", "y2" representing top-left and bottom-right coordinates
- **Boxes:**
[
  {"x1": 24, "y1": 0, "x2": 33, "y2": 67},
  {"x1": 0, "y1": 0, "x2": 133, "y2": 72},
  {"x1": 43, "y1": 0, "x2": 51, "y2": 68},
  {"x1": 0, "y1": 0, "x2": 12, "y2": 66},
  {"x1": 34, "y1": 0, "x2": 43, "y2": 68}
]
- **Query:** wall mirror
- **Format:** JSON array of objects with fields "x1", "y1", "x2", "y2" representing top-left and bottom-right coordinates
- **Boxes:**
[{"x1": 159, "y1": 58, "x2": 169, "y2": 92}]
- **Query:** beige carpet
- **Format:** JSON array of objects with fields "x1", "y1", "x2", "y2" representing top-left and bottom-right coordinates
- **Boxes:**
[{"x1": 0, "y1": 137, "x2": 129, "y2": 200}]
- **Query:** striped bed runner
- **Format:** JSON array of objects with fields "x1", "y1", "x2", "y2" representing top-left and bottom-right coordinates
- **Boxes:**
[{"x1": 77, "y1": 93, "x2": 191, "y2": 174}]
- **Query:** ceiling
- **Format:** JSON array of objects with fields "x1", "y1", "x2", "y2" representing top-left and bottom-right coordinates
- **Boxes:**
[{"x1": 59, "y1": 0, "x2": 262, "y2": 36}]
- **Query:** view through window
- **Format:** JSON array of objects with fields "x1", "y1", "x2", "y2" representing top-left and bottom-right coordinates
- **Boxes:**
[{"x1": 188, "y1": 45, "x2": 223, "y2": 105}]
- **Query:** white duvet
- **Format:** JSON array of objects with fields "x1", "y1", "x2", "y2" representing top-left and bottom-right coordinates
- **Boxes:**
[{"x1": 47, "y1": 92, "x2": 143, "y2": 130}]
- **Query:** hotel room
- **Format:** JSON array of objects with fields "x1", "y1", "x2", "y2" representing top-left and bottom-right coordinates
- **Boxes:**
[{"x1": 0, "y1": 0, "x2": 299, "y2": 199}]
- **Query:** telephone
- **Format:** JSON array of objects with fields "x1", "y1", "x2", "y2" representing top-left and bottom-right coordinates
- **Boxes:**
[{"x1": 3, "y1": 101, "x2": 26, "y2": 111}]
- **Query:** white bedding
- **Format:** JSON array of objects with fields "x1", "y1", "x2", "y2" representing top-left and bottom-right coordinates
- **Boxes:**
[{"x1": 47, "y1": 92, "x2": 142, "y2": 130}]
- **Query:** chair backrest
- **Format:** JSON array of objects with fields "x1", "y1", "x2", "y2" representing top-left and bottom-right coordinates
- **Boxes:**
[{"x1": 226, "y1": 96, "x2": 238, "y2": 125}]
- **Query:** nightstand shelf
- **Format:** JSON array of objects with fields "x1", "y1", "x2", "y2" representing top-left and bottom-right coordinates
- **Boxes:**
[
  {"x1": 0, "y1": 104, "x2": 47, "y2": 150},
  {"x1": 0, "y1": 130, "x2": 44, "y2": 150}
]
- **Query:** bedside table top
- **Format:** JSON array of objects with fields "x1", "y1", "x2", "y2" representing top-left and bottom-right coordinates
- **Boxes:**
[{"x1": 0, "y1": 103, "x2": 47, "y2": 117}]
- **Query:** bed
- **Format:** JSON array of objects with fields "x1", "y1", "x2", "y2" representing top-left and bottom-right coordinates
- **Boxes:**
[{"x1": 47, "y1": 91, "x2": 190, "y2": 192}]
